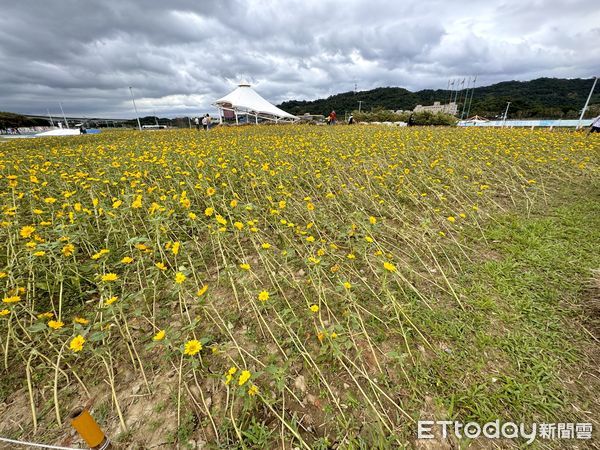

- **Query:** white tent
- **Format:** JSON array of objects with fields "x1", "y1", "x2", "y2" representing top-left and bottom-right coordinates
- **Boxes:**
[
  {"x1": 465, "y1": 115, "x2": 489, "y2": 123},
  {"x1": 213, "y1": 84, "x2": 297, "y2": 124}
]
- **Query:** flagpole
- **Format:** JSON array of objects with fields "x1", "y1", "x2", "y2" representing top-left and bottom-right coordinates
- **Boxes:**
[
  {"x1": 59, "y1": 102, "x2": 68, "y2": 128},
  {"x1": 457, "y1": 78, "x2": 464, "y2": 110},
  {"x1": 47, "y1": 108, "x2": 55, "y2": 127},
  {"x1": 577, "y1": 76, "x2": 598, "y2": 130},
  {"x1": 465, "y1": 75, "x2": 477, "y2": 119},
  {"x1": 457, "y1": 78, "x2": 466, "y2": 110},
  {"x1": 129, "y1": 86, "x2": 143, "y2": 131},
  {"x1": 460, "y1": 77, "x2": 471, "y2": 118},
  {"x1": 502, "y1": 102, "x2": 511, "y2": 127},
  {"x1": 452, "y1": 79, "x2": 462, "y2": 104}
]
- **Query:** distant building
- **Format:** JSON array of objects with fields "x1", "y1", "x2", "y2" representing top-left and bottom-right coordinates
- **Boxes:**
[
  {"x1": 413, "y1": 101, "x2": 458, "y2": 115},
  {"x1": 298, "y1": 113, "x2": 325, "y2": 123}
]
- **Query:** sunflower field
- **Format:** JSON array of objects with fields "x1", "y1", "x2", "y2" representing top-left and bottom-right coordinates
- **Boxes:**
[{"x1": 0, "y1": 126, "x2": 598, "y2": 448}]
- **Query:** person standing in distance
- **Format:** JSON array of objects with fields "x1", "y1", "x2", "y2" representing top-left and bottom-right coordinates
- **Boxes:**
[
  {"x1": 328, "y1": 110, "x2": 337, "y2": 125},
  {"x1": 588, "y1": 114, "x2": 600, "y2": 135},
  {"x1": 202, "y1": 114, "x2": 212, "y2": 131}
]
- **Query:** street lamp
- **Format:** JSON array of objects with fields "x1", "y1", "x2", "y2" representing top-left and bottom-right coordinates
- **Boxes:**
[{"x1": 129, "y1": 86, "x2": 142, "y2": 131}]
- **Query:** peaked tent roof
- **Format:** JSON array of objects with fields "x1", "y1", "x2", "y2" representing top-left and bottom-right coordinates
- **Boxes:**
[
  {"x1": 466, "y1": 115, "x2": 489, "y2": 122},
  {"x1": 213, "y1": 84, "x2": 297, "y2": 121}
]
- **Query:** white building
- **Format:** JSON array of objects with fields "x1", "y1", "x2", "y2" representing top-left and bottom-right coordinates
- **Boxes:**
[{"x1": 413, "y1": 101, "x2": 458, "y2": 115}]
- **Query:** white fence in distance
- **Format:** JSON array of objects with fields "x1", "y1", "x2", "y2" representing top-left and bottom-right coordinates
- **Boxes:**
[{"x1": 458, "y1": 119, "x2": 594, "y2": 128}]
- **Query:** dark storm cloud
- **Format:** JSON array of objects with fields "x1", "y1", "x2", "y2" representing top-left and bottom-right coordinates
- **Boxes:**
[{"x1": 0, "y1": 0, "x2": 598, "y2": 117}]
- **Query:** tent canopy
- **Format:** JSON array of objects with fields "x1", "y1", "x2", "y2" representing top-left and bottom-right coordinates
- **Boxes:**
[
  {"x1": 466, "y1": 115, "x2": 489, "y2": 122},
  {"x1": 213, "y1": 84, "x2": 297, "y2": 123}
]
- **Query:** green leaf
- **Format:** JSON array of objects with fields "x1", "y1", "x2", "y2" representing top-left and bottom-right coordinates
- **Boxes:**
[
  {"x1": 89, "y1": 331, "x2": 107, "y2": 342},
  {"x1": 35, "y1": 282, "x2": 50, "y2": 291},
  {"x1": 28, "y1": 322, "x2": 48, "y2": 333}
]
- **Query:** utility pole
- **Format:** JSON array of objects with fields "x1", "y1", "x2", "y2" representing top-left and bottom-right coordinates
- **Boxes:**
[
  {"x1": 358, "y1": 101, "x2": 363, "y2": 113},
  {"x1": 129, "y1": 86, "x2": 142, "y2": 131},
  {"x1": 577, "y1": 76, "x2": 598, "y2": 130},
  {"x1": 59, "y1": 102, "x2": 68, "y2": 128},
  {"x1": 502, "y1": 102, "x2": 511, "y2": 127}
]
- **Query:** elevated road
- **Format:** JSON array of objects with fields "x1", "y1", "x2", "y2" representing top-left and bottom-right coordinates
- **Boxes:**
[{"x1": 22, "y1": 114, "x2": 131, "y2": 126}]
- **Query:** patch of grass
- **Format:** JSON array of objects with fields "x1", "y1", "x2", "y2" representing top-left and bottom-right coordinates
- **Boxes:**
[
  {"x1": 93, "y1": 401, "x2": 110, "y2": 427},
  {"x1": 240, "y1": 416, "x2": 275, "y2": 448},
  {"x1": 420, "y1": 183, "x2": 600, "y2": 430},
  {"x1": 176, "y1": 410, "x2": 198, "y2": 446}
]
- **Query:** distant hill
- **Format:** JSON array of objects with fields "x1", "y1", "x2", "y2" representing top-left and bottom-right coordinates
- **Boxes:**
[
  {"x1": 278, "y1": 78, "x2": 600, "y2": 119},
  {"x1": 0, "y1": 111, "x2": 49, "y2": 129}
]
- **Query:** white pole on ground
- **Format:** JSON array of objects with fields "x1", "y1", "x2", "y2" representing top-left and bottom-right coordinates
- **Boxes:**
[
  {"x1": 129, "y1": 86, "x2": 143, "y2": 131},
  {"x1": 59, "y1": 102, "x2": 68, "y2": 128},
  {"x1": 502, "y1": 102, "x2": 511, "y2": 127},
  {"x1": 577, "y1": 76, "x2": 598, "y2": 130},
  {"x1": 358, "y1": 101, "x2": 362, "y2": 113},
  {"x1": 47, "y1": 109, "x2": 54, "y2": 127},
  {"x1": 188, "y1": 117, "x2": 191, "y2": 129}
]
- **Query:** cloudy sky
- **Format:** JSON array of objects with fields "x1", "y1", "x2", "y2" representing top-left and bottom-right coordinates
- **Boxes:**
[{"x1": 0, "y1": 0, "x2": 598, "y2": 118}]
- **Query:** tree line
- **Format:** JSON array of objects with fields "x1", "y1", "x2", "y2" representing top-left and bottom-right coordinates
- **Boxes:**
[{"x1": 279, "y1": 77, "x2": 600, "y2": 120}]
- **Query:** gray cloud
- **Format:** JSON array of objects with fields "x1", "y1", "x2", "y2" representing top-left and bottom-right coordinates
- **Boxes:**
[{"x1": 0, "y1": 0, "x2": 598, "y2": 117}]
